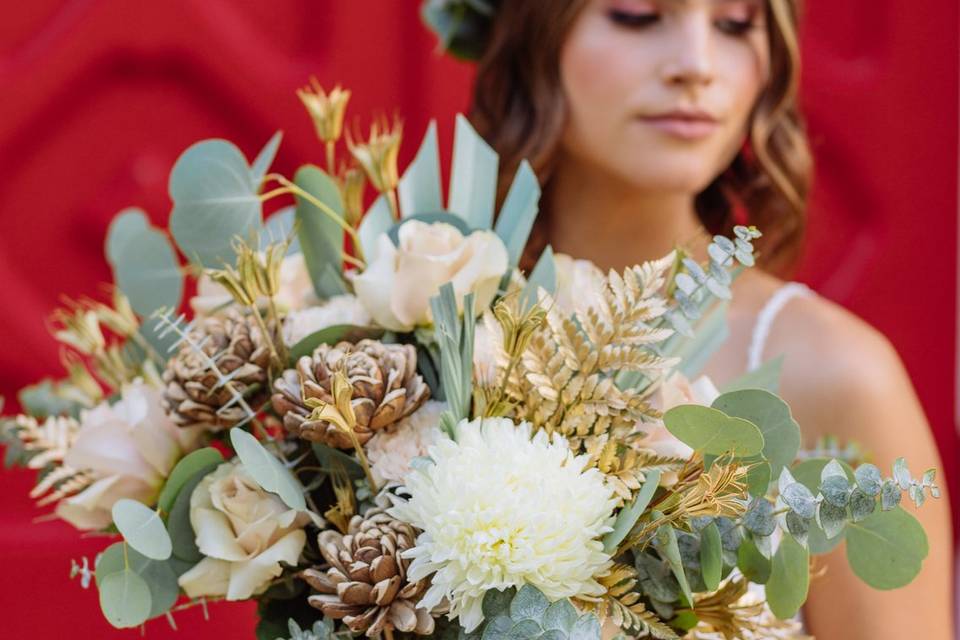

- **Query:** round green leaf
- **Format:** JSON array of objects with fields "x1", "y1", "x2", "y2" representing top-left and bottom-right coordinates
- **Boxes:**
[
  {"x1": 230, "y1": 428, "x2": 306, "y2": 511},
  {"x1": 112, "y1": 499, "x2": 172, "y2": 561},
  {"x1": 100, "y1": 569, "x2": 152, "y2": 628},
  {"x1": 781, "y1": 482, "x2": 817, "y2": 520},
  {"x1": 542, "y1": 599, "x2": 577, "y2": 632},
  {"x1": 854, "y1": 463, "x2": 883, "y2": 496},
  {"x1": 169, "y1": 466, "x2": 219, "y2": 563},
  {"x1": 743, "y1": 498, "x2": 776, "y2": 536},
  {"x1": 107, "y1": 209, "x2": 183, "y2": 317},
  {"x1": 737, "y1": 536, "x2": 771, "y2": 584},
  {"x1": 261, "y1": 206, "x2": 301, "y2": 255},
  {"x1": 712, "y1": 389, "x2": 799, "y2": 476},
  {"x1": 509, "y1": 584, "x2": 549, "y2": 622},
  {"x1": 846, "y1": 507, "x2": 929, "y2": 589},
  {"x1": 95, "y1": 543, "x2": 180, "y2": 619},
  {"x1": 699, "y1": 521, "x2": 723, "y2": 591},
  {"x1": 766, "y1": 535, "x2": 809, "y2": 619},
  {"x1": 746, "y1": 460, "x2": 772, "y2": 497},
  {"x1": 251, "y1": 130, "x2": 283, "y2": 188},
  {"x1": 169, "y1": 139, "x2": 262, "y2": 267},
  {"x1": 569, "y1": 615, "x2": 601, "y2": 640},
  {"x1": 157, "y1": 447, "x2": 224, "y2": 514},
  {"x1": 662, "y1": 405, "x2": 764, "y2": 457}
]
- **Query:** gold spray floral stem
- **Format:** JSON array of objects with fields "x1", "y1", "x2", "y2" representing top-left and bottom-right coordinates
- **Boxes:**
[
  {"x1": 261, "y1": 173, "x2": 366, "y2": 265},
  {"x1": 325, "y1": 141, "x2": 336, "y2": 176}
]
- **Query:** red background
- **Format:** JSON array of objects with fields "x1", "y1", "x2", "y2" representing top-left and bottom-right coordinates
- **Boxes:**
[{"x1": 0, "y1": 1, "x2": 957, "y2": 637}]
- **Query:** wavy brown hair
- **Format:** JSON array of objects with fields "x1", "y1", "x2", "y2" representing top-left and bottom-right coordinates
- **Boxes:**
[{"x1": 469, "y1": 0, "x2": 812, "y2": 275}]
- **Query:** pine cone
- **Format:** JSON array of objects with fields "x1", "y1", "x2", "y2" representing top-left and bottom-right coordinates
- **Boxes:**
[
  {"x1": 302, "y1": 509, "x2": 435, "y2": 637},
  {"x1": 162, "y1": 310, "x2": 274, "y2": 431},
  {"x1": 271, "y1": 339, "x2": 429, "y2": 449}
]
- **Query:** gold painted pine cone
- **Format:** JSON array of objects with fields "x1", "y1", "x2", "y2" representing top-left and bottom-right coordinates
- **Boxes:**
[
  {"x1": 162, "y1": 310, "x2": 274, "y2": 431},
  {"x1": 271, "y1": 339, "x2": 429, "y2": 449},
  {"x1": 301, "y1": 509, "x2": 434, "y2": 637}
]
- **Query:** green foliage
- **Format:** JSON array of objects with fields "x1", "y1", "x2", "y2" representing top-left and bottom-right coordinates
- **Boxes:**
[
  {"x1": 112, "y1": 499, "x2": 172, "y2": 561},
  {"x1": 275, "y1": 618, "x2": 341, "y2": 640},
  {"x1": 698, "y1": 522, "x2": 723, "y2": 591},
  {"x1": 711, "y1": 389, "x2": 799, "y2": 478},
  {"x1": 18, "y1": 378, "x2": 84, "y2": 418},
  {"x1": 357, "y1": 194, "x2": 393, "y2": 262},
  {"x1": 251, "y1": 131, "x2": 283, "y2": 189},
  {"x1": 737, "y1": 536, "x2": 771, "y2": 584},
  {"x1": 157, "y1": 447, "x2": 224, "y2": 514},
  {"x1": 464, "y1": 586, "x2": 601, "y2": 640},
  {"x1": 430, "y1": 284, "x2": 476, "y2": 434},
  {"x1": 310, "y1": 442, "x2": 364, "y2": 479},
  {"x1": 603, "y1": 470, "x2": 661, "y2": 553},
  {"x1": 662, "y1": 405, "x2": 764, "y2": 457},
  {"x1": 665, "y1": 227, "x2": 760, "y2": 337},
  {"x1": 230, "y1": 428, "x2": 307, "y2": 511},
  {"x1": 95, "y1": 542, "x2": 180, "y2": 627},
  {"x1": 262, "y1": 206, "x2": 301, "y2": 255},
  {"x1": 521, "y1": 246, "x2": 557, "y2": 311},
  {"x1": 652, "y1": 515, "x2": 693, "y2": 606},
  {"x1": 167, "y1": 462, "x2": 221, "y2": 564},
  {"x1": 494, "y1": 160, "x2": 541, "y2": 269},
  {"x1": 765, "y1": 535, "x2": 809, "y2": 619},
  {"x1": 421, "y1": 0, "x2": 496, "y2": 61},
  {"x1": 169, "y1": 139, "x2": 263, "y2": 267},
  {"x1": 665, "y1": 301, "x2": 729, "y2": 379},
  {"x1": 106, "y1": 208, "x2": 183, "y2": 317},
  {"x1": 846, "y1": 507, "x2": 929, "y2": 589},
  {"x1": 293, "y1": 165, "x2": 347, "y2": 299},
  {"x1": 288, "y1": 325, "x2": 384, "y2": 362},
  {"x1": 448, "y1": 113, "x2": 499, "y2": 229},
  {"x1": 398, "y1": 120, "x2": 443, "y2": 216}
]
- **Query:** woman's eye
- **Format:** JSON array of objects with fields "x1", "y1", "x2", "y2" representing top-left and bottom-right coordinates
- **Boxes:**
[
  {"x1": 607, "y1": 9, "x2": 660, "y2": 29},
  {"x1": 715, "y1": 17, "x2": 756, "y2": 36}
]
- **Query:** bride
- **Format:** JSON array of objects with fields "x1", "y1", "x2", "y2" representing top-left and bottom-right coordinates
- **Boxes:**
[{"x1": 449, "y1": 0, "x2": 954, "y2": 637}]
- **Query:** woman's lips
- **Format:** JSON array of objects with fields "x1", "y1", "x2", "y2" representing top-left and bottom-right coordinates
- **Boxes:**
[{"x1": 637, "y1": 112, "x2": 720, "y2": 140}]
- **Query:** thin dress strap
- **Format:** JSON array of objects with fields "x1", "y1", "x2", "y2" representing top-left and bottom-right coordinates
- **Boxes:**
[{"x1": 747, "y1": 282, "x2": 813, "y2": 372}]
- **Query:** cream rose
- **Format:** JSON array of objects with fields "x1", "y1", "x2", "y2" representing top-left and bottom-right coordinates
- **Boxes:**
[
  {"x1": 351, "y1": 221, "x2": 508, "y2": 331},
  {"x1": 281, "y1": 294, "x2": 372, "y2": 346},
  {"x1": 190, "y1": 252, "x2": 318, "y2": 315},
  {"x1": 177, "y1": 460, "x2": 309, "y2": 600},
  {"x1": 56, "y1": 381, "x2": 202, "y2": 530}
]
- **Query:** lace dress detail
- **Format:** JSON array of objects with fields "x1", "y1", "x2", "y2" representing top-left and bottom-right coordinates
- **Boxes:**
[{"x1": 747, "y1": 282, "x2": 813, "y2": 372}]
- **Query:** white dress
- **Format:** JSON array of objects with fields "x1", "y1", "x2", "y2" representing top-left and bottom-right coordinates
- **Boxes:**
[{"x1": 745, "y1": 282, "x2": 814, "y2": 636}]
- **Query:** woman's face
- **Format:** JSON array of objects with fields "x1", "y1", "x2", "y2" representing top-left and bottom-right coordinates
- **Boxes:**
[{"x1": 560, "y1": 0, "x2": 770, "y2": 194}]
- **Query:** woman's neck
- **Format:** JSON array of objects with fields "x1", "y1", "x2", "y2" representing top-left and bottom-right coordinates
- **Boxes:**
[{"x1": 547, "y1": 155, "x2": 709, "y2": 271}]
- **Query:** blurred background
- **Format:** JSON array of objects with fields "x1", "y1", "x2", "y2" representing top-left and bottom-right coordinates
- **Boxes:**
[{"x1": 0, "y1": 1, "x2": 957, "y2": 637}]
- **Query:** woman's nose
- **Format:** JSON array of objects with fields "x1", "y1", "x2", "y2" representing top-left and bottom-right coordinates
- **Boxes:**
[{"x1": 660, "y1": 15, "x2": 716, "y2": 88}]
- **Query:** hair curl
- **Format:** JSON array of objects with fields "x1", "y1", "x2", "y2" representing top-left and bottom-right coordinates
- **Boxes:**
[{"x1": 468, "y1": 0, "x2": 812, "y2": 275}]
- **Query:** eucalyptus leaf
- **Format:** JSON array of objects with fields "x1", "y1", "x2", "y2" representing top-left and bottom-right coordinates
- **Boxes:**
[
  {"x1": 294, "y1": 164, "x2": 346, "y2": 299},
  {"x1": 784, "y1": 511, "x2": 810, "y2": 547},
  {"x1": 781, "y1": 482, "x2": 817, "y2": 520},
  {"x1": 662, "y1": 404, "x2": 764, "y2": 457},
  {"x1": 711, "y1": 389, "x2": 799, "y2": 477},
  {"x1": 398, "y1": 120, "x2": 443, "y2": 216},
  {"x1": 737, "y1": 536, "x2": 771, "y2": 584},
  {"x1": 230, "y1": 428, "x2": 306, "y2": 511},
  {"x1": 849, "y1": 488, "x2": 876, "y2": 522},
  {"x1": 157, "y1": 447, "x2": 224, "y2": 514},
  {"x1": 821, "y1": 475, "x2": 851, "y2": 508},
  {"x1": 168, "y1": 466, "x2": 216, "y2": 563},
  {"x1": 251, "y1": 130, "x2": 283, "y2": 189},
  {"x1": 95, "y1": 543, "x2": 179, "y2": 620},
  {"x1": 448, "y1": 113, "x2": 498, "y2": 229},
  {"x1": 482, "y1": 588, "x2": 516, "y2": 619},
  {"x1": 743, "y1": 497, "x2": 776, "y2": 536},
  {"x1": 893, "y1": 457, "x2": 912, "y2": 490},
  {"x1": 99, "y1": 569, "x2": 152, "y2": 628},
  {"x1": 481, "y1": 616, "x2": 514, "y2": 640},
  {"x1": 510, "y1": 584, "x2": 550, "y2": 621},
  {"x1": 881, "y1": 479, "x2": 902, "y2": 511},
  {"x1": 112, "y1": 499, "x2": 172, "y2": 561},
  {"x1": 311, "y1": 442, "x2": 364, "y2": 479},
  {"x1": 854, "y1": 463, "x2": 883, "y2": 496},
  {"x1": 846, "y1": 507, "x2": 928, "y2": 589},
  {"x1": 542, "y1": 599, "x2": 578, "y2": 632},
  {"x1": 107, "y1": 209, "x2": 183, "y2": 317},
  {"x1": 169, "y1": 139, "x2": 262, "y2": 267},
  {"x1": 817, "y1": 500, "x2": 847, "y2": 539},
  {"x1": 766, "y1": 535, "x2": 809, "y2": 619},
  {"x1": 746, "y1": 460, "x2": 771, "y2": 497},
  {"x1": 699, "y1": 522, "x2": 723, "y2": 591}
]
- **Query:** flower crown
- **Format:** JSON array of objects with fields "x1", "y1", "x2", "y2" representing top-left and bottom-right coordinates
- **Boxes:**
[{"x1": 421, "y1": 0, "x2": 499, "y2": 61}]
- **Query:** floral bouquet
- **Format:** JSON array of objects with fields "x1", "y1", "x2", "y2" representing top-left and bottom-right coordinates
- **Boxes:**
[{"x1": 1, "y1": 82, "x2": 940, "y2": 640}]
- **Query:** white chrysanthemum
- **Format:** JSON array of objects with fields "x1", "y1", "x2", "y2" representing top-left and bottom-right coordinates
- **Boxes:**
[
  {"x1": 365, "y1": 400, "x2": 446, "y2": 486},
  {"x1": 388, "y1": 417, "x2": 617, "y2": 632},
  {"x1": 281, "y1": 294, "x2": 372, "y2": 346}
]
